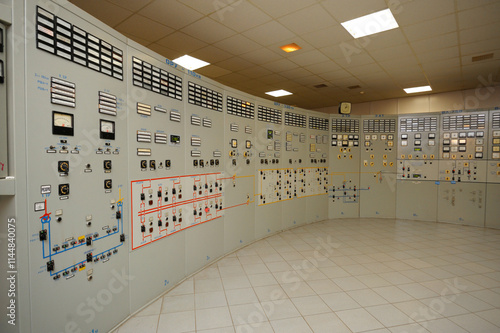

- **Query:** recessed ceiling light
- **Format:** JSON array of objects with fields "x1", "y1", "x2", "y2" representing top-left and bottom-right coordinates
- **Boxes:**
[
  {"x1": 280, "y1": 43, "x2": 302, "y2": 53},
  {"x1": 266, "y1": 89, "x2": 292, "y2": 97},
  {"x1": 404, "y1": 85, "x2": 432, "y2": 94},
  {"x1": 172, "y1": 55, "x2": 210, "y2": 70},
  {"x1": 341, "y1": 9, "x2": 399, "y2": 39}
]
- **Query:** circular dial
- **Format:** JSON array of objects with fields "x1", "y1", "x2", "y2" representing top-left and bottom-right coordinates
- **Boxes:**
[
  {"x1": 100, "y1": 120, "x2": 114, "y2": 133},
  {"x1": 54, "y1": 112, "x2": 73, "y2": 128}
]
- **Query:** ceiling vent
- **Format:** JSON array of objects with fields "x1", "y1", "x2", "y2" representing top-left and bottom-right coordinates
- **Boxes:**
[
  {"x1": 472, "y1": 53, "x2": 494, "y2": 62},
  {"x1": 314, "y1": 84, "x2": 328, "y2": 88},
  {"x1": 348, "y1": 85, "x2": 361, "y2": 89}
]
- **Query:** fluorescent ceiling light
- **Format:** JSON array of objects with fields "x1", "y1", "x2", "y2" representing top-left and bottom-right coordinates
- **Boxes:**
[
  {"x1": 266, "y1": 89, "x2": 292, "y2": 97},
  {"x1": 341, "y1": 9, "x2": 399, "y2": 39},
  {"x1": 404, "y1": 85, "x2": 432, "y2": 94},
  {"x1": 280, "y1": 43, "x2": 302, "y2": 53},
  {"x1": 172, "y1": 55, "x2": 210, "y2": 70}
]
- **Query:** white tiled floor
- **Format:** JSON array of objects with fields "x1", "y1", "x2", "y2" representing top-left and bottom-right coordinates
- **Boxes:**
[{"x1": 114, "y1": 218, "x2": 500, "y2": 332}]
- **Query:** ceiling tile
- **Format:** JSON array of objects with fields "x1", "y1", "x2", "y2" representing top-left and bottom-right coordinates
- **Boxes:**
[
  {"x1": 295, "y1": 75, "x2": 329, "y2": 86},
  {"x1": 181, "y1": 17, "x2": 236, "y2": 44},
  {"x1": 209, "y1": 1, "x2": 272, "y2": 32},
  {"x1": 278, "y1": 4, "x2": 337, "y2": 35},
  {"x1": 461, "y1": 38, "x2": 500, "y2": 56},
  {"x1": 409, "y1": 33, "x2": 458, "y2": 53},
  {"x1": 260, "y1": 58, "x2": 299, "y2": 72},
  {"x1": 189, "y1": 45, "x2": 233, "y2": 63},
  {"x1": 362, "y1": 29, "x2": 408, "y2": 51},
  {"x1": 237, "y1": 66, "x2": 273, "y2": 79},
  {"x1": 461, "y1": 49, "x2": 500, "y2": 66},
  {"x1": 403, "y1": 15, "x2": 457, "y2": 42},
  {"x1": 138, "y1": 0, "x2": 204, "y2": 29},
  {"x1": 238, "y1": 48, "x2": 283, "y2": 65},
  {"x1": 115, "y1": 15, "x2": 174, "y2": 42},
  {"x1": 319, "y1": 69, "x2": 353, "y2": 81},
  {"x1": 459, "y1": 23, "x2": 500, "y2": 44},
  {"x1": 195, "y1": 65, "x2": 232, "y2": 78},
  {"x1": 213, "y1": 35, "x2": 262, "y2": 56},
  {"x1": 124, "y1": 34, "x2": 153, "y2": 47},
  {"x1": 251, "y1": 0, "x2": 318, "y2": 18},
  {"x1": 106, "y1": 0, "x2": 152, "y2": 12},
  {"x1": 334, "y1": 52, "x2": 375, "y2": 69},
  {"x1": 321, "y1": 0, "x2": 388, "y2": 22},
  {"x1": 303, "y1": 61, "x2": 341, "y2": 73},
  {"x1": 300, "y1": 25, "x2": 352, "y2": 49},
  {"x1": 178, "y1": 0, "x2": 230, "y2": 15},
  {"x1": 458, "y1": 2, "x2": 500, "y2": 30},
  {"x1": 348, "y1": 63, "x2": 384, "y2": 77},
  {"x1": 456, "y1": 0, "x2": 498, "y2": 11},
  {"x1": 216, "y1": 72, "x2": 249, "y2": 84},
  {"x1": 156, "y1": 32, "x2": 207, "y2": 53},
  {"x1": 214, "y1": 56, "x2": 255, "y2": 72},
  {"x1": 242, "y1": 21, "x2": 296, "y2": 46},
  {"x1": 394, "y1": 0, "x2": 454, "y2": 26},
  {"x1": 147, "y1": 43, "x2": 183, "y2": 60},
  {"x1": 416, "y1": 47, "x2": 460, "y2": 63},
  {"x1": 288, "y1": 50, "x2": 330, "y2": 66},
  {"x1": 280, "y1": 67, "x2": 314, "y2": 80},
  {"x1": 258, "y1": 73, "x2": 289, "y2": 85},
  {"x1": 70, "y1": 0, "x2": 133, "y2": 27},
  {"x1": 368, "y1": 44, "x2": 414, "y2": 62}
]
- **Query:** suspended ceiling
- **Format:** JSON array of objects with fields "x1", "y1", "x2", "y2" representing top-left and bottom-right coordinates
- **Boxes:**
[{"x1": 69, "y1": 0, "x2": 500, "y2": 110}]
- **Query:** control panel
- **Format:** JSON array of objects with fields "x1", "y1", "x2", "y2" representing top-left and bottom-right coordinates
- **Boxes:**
[
  {"x1": 397, "y1": 114, "x2": 439, "y2": 180},
  {"x1": 0, "y1": 23, "x2": 6, "y2": 178},
  {"x1": 128, "y1": 51, "x2": 185, "y2": 177},
  {"x1": 437, "y1": 110, "x2": 488, "y2": 226},
  {"x1": 396, "y1": 114, "x2": 440, "y2": 221},
  {"x1": 223, "y1": 89, "x2": 256, "y2": 250},
  {"x1": 130, "y1": 173, "x2": 224, "y2": 249},
  {"x1": 26, "y1": 5, "x2": 129, "y2": 332},
  {"x1": 185, "y1": 78, "x2": 224, "y2": 174},
  {"x1": 305, "y1": 111, "x2": 329, "y2": 222},
  {"x1": 329, "y1": 115, "x2": 361, "y2": 218},
  {"x1": 255, "y1": 100, "x2": 284, "y2": 237},
  {"x1": 360, "y1": 115, "x2": 397, "y2": 218}
]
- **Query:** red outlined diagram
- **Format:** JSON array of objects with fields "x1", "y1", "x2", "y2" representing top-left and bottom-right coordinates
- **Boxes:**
[{"x1": 130, "y1": 172, "x2": 225, "y2": 250}]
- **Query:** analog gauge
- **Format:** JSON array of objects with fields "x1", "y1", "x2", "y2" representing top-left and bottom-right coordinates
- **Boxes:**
[
  {"x1": 52, "y1": 111, "x2": 74, "y2": 136},
  {"x1": 100, "y1": 119, "x2": 115, "y2": 140}
]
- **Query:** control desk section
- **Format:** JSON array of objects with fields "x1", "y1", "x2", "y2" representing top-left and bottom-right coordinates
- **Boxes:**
[
  {"x1": 329, "y1": 115, "x2": 361, "y2": 218},
  {"x1": 0, "y1": 23, "x2": 7, "y2": 178},
  {"x1": 129, "y1": 52, "x2": 185, "y2": 177},
  {"x1": 487, "y1": 111, "x2": 500, "y2": 184},
  {"x1": 360, "y1": 116, "x2": 397, "y2": 218},
  {"x1": 397, "y1": 114, "x2": 439, "y2": 180},
  {"x1": 26, "y1": 5, "x2": 129, "y2": 333},
  {"x1": 186, "y1": 79, "x2": 224, "y2": 174},
  {"x1": 438, "y1": 111, "x2": 488, "y2": 182}
]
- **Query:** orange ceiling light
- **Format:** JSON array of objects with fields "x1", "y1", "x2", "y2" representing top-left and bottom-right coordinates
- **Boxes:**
[{"x1": 280, "y1": 43, "x2": 301, "y2": 53}]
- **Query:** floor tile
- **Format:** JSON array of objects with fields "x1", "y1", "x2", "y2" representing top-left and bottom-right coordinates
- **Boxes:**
[
  {"x1": 270, "y1": 316, "x2": 313, "y2": 333},
  {"x1": 229, "y1": 303, "x2": 267, "y2": 325},
  {"x1": 348, "y1": 289, "x2": 389, "y2": 307},
  {"x1": 290, "y1": 295, "x2": 331, "y2": 316},
  {"x1": 336, "y1": 308, "x2": 384, "y2": 332},
  {"x1": 225, "y1": 287, "x2": 258, "y2": 306},
  {"x1": 195, "y1": 291, "x2": 227, "y2": 309},
  {"x1": 366, "y1": 304, "x2": 413, "y2": 327},
  {"x1": 304, "y1": 312, "x2": 351, "y2": 333},
  {"x1": 196, "y1": 306, "x2": 233, "y2": 331},
  {"x1": 261, "y1": 298, "x2": 300, "y2": 320},
  {"x1": 162, "y1": 294, "x2": 194, "y2": 313},
  {"x1": 136, "y1": 298, "x2": 162, "y2": 317},
  {"x1": 320, "y1": 292, "x2": 361, "y2": 311},
  {"x1": 118, "y1": 315, "x2": 158, "y2": 333},
  {"x1": 157, "y1": 310, "x2": 194, "y2": 332},
  {"x1": 448, "y1": 313, "x2": 500, "y2": 332}
]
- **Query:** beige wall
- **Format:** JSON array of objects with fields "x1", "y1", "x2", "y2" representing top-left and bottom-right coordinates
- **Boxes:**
[{"x1": 315, "y1": 85, "x2": 500, "y2": 115}]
